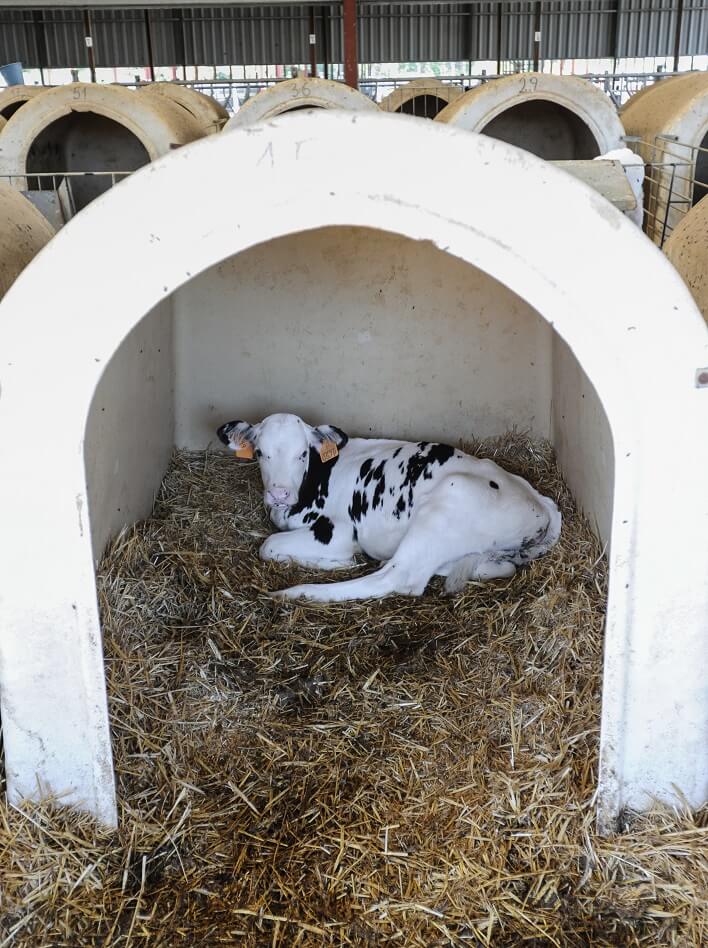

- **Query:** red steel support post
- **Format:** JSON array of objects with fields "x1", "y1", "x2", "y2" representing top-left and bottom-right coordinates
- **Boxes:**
[{"x1": 343, "y1": 0, "x2": 358, "y2": 89}]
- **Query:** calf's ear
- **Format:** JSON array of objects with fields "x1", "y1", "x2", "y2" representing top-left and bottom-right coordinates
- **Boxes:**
[
  {"x1": 217, "y1": 419, "x2": 258, "y2": 450},
  {"x1": 310, "y1": 424, "x2": 349, "y2": 449}
]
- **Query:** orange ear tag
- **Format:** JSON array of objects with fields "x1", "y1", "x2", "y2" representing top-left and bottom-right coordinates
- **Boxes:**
[
  {"x1": 319, "y1": 440, "x2": 339, "y2": 463},
  {"x1": 234, "y1": 440, "x2": 254, "y2": 460}
]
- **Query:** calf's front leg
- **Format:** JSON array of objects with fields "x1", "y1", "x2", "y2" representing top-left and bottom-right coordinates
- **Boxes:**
[
  {"x1": 260, "y1": 522, "x2": 357, "y2": 570},
  {"x1": 269, "y1": 505, "x2": 290, "y2": 530}
]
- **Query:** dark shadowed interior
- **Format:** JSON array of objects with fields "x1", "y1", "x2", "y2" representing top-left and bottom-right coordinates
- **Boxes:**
[
  {"x1": 397, "y1": 94, "x2": 448, "y2": 119},
  {"x1": 0, "y1": 99, "x2": 28, "y2": 120},
  {"x1": 26, "y1": 111, "x2": 150, "y2": 210},
  {"x1": 692, "y1": 129, "x2": 708, "y2": 206},
  {"x1": 482, "y1": 99, "x2": 600, "y2": 160},
  {"x1": 281, "y1": 104, "x2": 327, "y2": 113}
]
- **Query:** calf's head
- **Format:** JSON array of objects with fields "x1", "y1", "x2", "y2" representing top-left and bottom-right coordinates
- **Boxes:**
[{"x1": 217, "y1": 412, "x2": 348, "y2": 510}]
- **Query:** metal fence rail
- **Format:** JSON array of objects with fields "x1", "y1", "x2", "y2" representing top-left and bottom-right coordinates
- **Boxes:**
[
  {"x1": 152, "y1": 68, "x2": 680, "y2": 112},
  {"x1": 1, "y1": 170, "x2": 132, "y2": 187}
]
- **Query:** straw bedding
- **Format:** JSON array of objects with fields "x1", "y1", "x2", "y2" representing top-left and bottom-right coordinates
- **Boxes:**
[{"x1": 1, "y1": 434, "x2": 705, "y2": 947}]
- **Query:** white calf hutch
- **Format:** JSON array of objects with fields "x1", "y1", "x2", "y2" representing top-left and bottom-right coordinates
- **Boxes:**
[
  {"x1": 0, "y1": 83, "x2": 43, "y2": 122},
  {"x1": 0, "y1": 113, "x2": 706, "y2": 834},
  {"x1": 664, "y1": 195, "x2": 708, "y2": 324},
  {"x1": 139, "y1": 81, "x2": 229, "y2": 135},
  {"x1": 0, "y1": 181, "x2": 55, "y2": 299},
  {"x1": 0, "y1": 82, "x2": 206, "y2": 211},
  {"x1": 436, "y1": 73, "x2": 625, "y2": 160},
  {"x1": 225, "y1": 75, "x2": 378, "y2": 129}
]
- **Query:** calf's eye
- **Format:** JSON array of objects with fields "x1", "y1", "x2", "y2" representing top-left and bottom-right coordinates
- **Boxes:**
[{"x1": 300, "y1": 451, "x2": 307, "y2": 460}]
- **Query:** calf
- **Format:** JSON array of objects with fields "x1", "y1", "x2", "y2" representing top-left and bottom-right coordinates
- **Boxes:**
[{"x1": 217, "y1": 413, "x2": 561, "y2": 602}]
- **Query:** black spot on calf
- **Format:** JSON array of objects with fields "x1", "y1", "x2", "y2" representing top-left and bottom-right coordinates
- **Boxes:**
[
  {"x1": 426, "y1": 443, "x2": 456, "y2": 467},
  {"x1": 290, "y1": 447, "x2": 338, "y2": 515},
  {"x1": 490, "y1": 480, "x2": 499, "y2": 490},
  {"x1": 311, "y1": 516, "x2": 334, "y2": 545},
  {"x1": 372, "y1": 474, "x2": 386, "y2": 510},
  {"x1": 349, "y1": 490, "x2": 365, "y2": 522},
  {"x1": 403, "y1": 442, "x2": 455, "y2": 492},
  {"x1": 398, "y1": 442, "x2": 456, "y2": 510}
]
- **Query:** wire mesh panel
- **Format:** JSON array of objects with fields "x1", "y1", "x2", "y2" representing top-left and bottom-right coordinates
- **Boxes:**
[
  {"x1": 624, "y1": 134, "x2": 708, "y2": 246},
  {"x1": 0, "y1": 170, "x2": 132, "y2": 221}
]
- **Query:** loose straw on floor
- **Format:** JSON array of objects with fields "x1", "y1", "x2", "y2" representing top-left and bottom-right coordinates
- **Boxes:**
[{"x1": 1, "y1": 435, "x2": 705, "y2": 946}]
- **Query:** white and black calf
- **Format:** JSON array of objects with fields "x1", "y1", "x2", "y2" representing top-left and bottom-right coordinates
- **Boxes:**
[{"x1": 217, "y1": 413, "x2": 561, "y2": 602}]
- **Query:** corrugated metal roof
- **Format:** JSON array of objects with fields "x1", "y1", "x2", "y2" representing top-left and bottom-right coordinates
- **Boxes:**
[
  {"x1": 358, "y1": 4, "x2": 468, "y2": 63},
  {"x1": 500, "y1": 2, "x2": 534, "y2": 62},
  {"x1": 684, "y1": 2, "x2": 708, "y2": 56},
  {"x1": 542, "y1": 2, "x2": 614, "y2": 60},
  {"x1": 39, "y1": 9, "x2": 86, "y2": 67},
  {"x1": 179, "y1": 7, "x2": 303, "y2": 67},
  {"x1": 617, "y1": 0, "x2": 678, "y2": 57},
  {"x1": 0, "y1": 9, "x2": 41, "y2": 65},
  {"x1": 0, "y1": 3, "x2": 706, "y2": 70},
  {"x1": 93, "y1": 9, "x2": 149, "y2": 67}
]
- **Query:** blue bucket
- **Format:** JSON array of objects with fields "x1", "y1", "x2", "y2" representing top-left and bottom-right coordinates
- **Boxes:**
[{"x1": 0, "y1": 62, "x2": 24, "y2": 86}]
